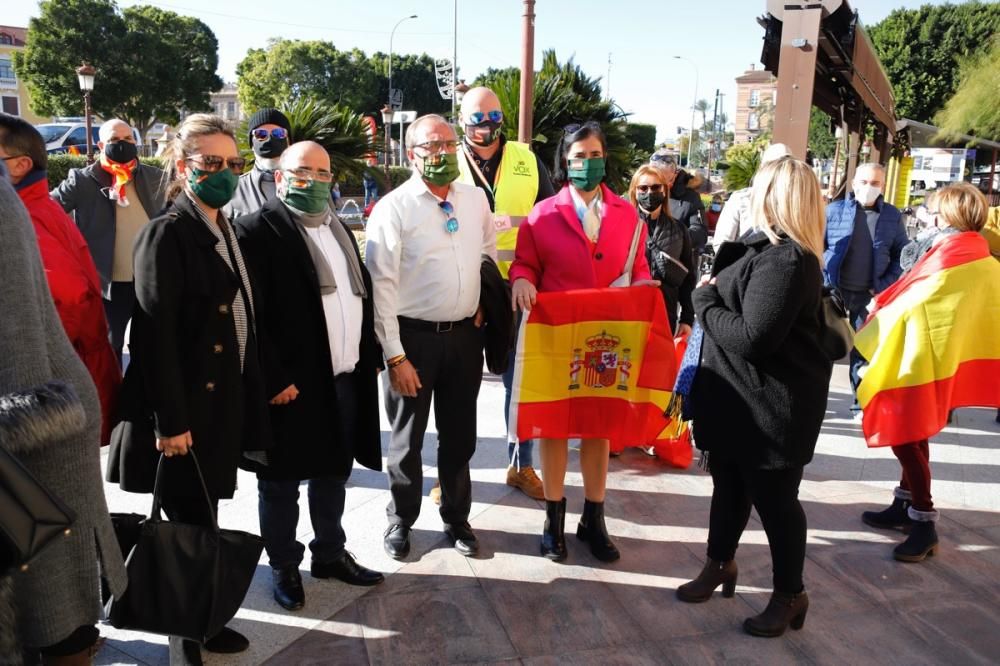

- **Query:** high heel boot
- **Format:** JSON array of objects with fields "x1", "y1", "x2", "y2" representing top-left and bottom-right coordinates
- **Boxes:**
[
  {"x1": 743, "y1": 589, "x2": 809, "y2": 637},
  {"x1": 575, "y1": 499, "x2": 620, "y2": 562},
  {"x1": 540, "y1": 498, "x2": 567, "y2": 561},
  {"x1": 676, "y1": 558, "x2": 738, "y2": 603}
]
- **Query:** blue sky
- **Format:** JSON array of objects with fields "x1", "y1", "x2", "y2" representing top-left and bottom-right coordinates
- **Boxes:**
[{"x1": 10, "y1": 0, "x2": 954, "y2": 142}]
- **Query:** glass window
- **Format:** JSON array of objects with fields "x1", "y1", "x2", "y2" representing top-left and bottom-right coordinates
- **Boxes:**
[
  {"x1": 0, "y1": 34, "x2": 13, "y2": 46},
  {"x1": 227, "y1": 101, "x2": 236, "y2": 116},
  {"x1": 37, "y1": 125, "x2": 70, "y2": 142},
  {"x1": 0, "y1": 57, "x2": 14, "y2": 81},
  {"x1": 748, "y1": 113, "x2": 759, "y2": 131},
  {"x1": 1, "y1": 96, "x2": 18, "y2": 115},
  {"x1": 64, "y1": 127, "x2": 88, "y2": 145},
  {"x1": 749, "y1": 89, "x2": 760, "y2": 108}
]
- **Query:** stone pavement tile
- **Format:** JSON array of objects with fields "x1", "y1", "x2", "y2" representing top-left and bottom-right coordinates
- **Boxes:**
[
  {"x1": 261, "y1": 603, "x2": 369, "y2": 665},
  {"x1": 357, "y1": 585, "x2": 518, "y2": 665},
  {"x1": 363, "y1": 545, "x2": 479, "y2": 596},
  {"x1": 521, "y1": 642, "x2": 666, "y2": 665},
  {"x1": 99, "y1": 635, "x2": 168, "y2": 666},
  {"x1": 656, "y1": 631, "x2": 813, "y2": 665},
  {"x1": 95, "y1": 642, "x2": 152, "y2": 666},
  {"x1": 893, "y1": 598, "x2": 1000, "y2": 665}
]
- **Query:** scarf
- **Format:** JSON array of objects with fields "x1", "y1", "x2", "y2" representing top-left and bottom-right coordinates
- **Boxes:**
[
  {"x1": 287, "y1": 203, "x2": 367, "y2": 298},
  {"x1": 667, "y1": 321, "x2": 704, "y2": 423},
  {"x1": 99, "y1": 155, "x2": 137, "y2": 207}
]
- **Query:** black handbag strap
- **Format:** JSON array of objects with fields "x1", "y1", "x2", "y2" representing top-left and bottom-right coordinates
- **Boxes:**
[{"x1": 149, "y1": 450, "x2": 218, "y2": 533}]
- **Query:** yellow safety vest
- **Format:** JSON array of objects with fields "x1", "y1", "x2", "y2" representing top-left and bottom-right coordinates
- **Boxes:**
[{"x1": 457, "y1": 140, "x2": 539, "y2": 278}]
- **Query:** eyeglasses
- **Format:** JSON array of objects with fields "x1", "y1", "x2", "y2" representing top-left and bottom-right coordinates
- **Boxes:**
[
  {"x1": 284, "y1": 167, "x2": 334, "y2": 183},
  {"x1": 438, "y1": 201, "x2": 459, "y2": 234},
  {"x1": 636, "y1": 184, "x2": 664, "y2": 193},
  {"x1": 413, "y1": 140, "x2": 460, "y2": 157},
  {"x1": 564, "y1": 121, "x2": 601, "y2": 135},
  {"x1": 186, "y1": 154, "x2": 246, "y2": 173},
  {"x1": 466, "y1": 110, "x2": 503, "y2": 125},
  {"x1": 252, "y1": 127, "x2": 288, "y2": 141}
]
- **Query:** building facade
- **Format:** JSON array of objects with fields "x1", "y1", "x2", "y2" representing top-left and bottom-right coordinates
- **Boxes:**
[
  {"x1": 210, "y1": 83, "x2": 244, "y2": 127},
  {"x1": 0, "y1": 26, "x2": 47, "y2": 125},
  {"x1": 733, "y1": 65, "x2": 777, "y2": 145}
]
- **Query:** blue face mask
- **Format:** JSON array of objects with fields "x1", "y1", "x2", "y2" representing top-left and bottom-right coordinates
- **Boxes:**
[{"x1": 710, "y1": 203, "x2": 722, "y2": 212}]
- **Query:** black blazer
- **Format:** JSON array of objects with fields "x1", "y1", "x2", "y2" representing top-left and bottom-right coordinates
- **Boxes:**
[
  {"x1": 234, "y1": 198, "x2": 383, "y2": 480},
  {"x1": 479, "y1": 255, "x2": 514, "y2": 375},
  {"x1": 108, "y1": 194, "x2": 272, "y2": 499},
  {"x1": 689, "y1": 231, "x2": 832, "y2": 469}
]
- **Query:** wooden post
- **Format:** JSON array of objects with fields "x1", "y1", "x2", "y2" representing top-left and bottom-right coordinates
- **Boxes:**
[
  {"x1": 771, "y1": 4, "x2": 823, "y2": 160},
  {"x1": 518, "y1": 0, "x2": 536, "y2": 144}
]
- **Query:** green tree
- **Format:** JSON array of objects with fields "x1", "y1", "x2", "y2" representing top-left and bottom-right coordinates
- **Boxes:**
[
  {"x1": 808, "y1": 106, "x2": 838, "y2": 159},
  {"x1": 721, "y1": 141, "x2": 765, "y2": 191},
  {"x1": 868, "y1": 2, "x2": 1000, "y2": 123},
  {"x1": 626, "y1": 123, "x2": 657, "y2": 154},
  {"x1": 935, "y1": 37, "x2": 1000, "y2": 140},
  {"x1": 368, "y1": 52, "x2": 451, "y2": 117},
  {"x1": 12, "y1": 0, "x2": 222, "y2": 135}
]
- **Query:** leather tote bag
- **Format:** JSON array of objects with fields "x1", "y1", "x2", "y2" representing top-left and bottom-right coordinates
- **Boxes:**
[
  {"x1": 818, "y1": 287, "x2": 854, "y2": 361},
  {"x1": 106, "y1": 451, "x2": 263, "y2": 642}
]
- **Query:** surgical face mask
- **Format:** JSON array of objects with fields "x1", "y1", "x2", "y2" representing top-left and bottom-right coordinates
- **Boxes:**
[
  {"x1": 567, "y1": 157, "x2": 605, "y2": 192},
  {"x1": 187, "y1": 167, "x2": 239, "y2": 209},
  {"x1": 420, "y1": 152, "x2": 460, "y2": 187},
  {"x1": 710, "y1": 203, "x2": 722, "y2": 212},
  {"x1": 853, "y1": 184, "x2": 882, "y2": 207},
  {"x1": 279, "y1": 173, "x2": 332, "y2": 215},
  {"x1": 104, "y1": 140, "x2": 138, "y2": 164}
]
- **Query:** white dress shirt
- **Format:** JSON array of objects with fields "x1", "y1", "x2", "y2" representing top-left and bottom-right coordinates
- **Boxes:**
[
  {"x1": 304, "y1": 222, "x2": 363, "y2": 375},
  {"x1": 365, "y1": 172, "x2": 497, "y2": 359}
]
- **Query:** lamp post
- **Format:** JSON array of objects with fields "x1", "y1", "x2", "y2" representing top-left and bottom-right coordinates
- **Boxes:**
[
  {"x1": 672, "y1": 55, "x2": 699, "y2": 169},
  {"x1": 388, "y1": 14, "x2": 417, "y2": 162},
  {"x1": 75, "y1": 62, "x2": 96, "y2": 164},
  {"x1": 381, "y1": 104, "x2": 393, "y2": 187}
]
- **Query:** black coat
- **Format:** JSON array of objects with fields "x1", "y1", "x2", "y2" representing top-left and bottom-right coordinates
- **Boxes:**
[
  {"x1": 109, "y1": 195, "x2": 272, "y2": 499},
  {"x1": 689, "y1": 231, "x2": 832, "y2": 469},
  {"x1": 234, "y1": 199, "x2": 383, "y2": 481},
  {"x1": 479, "y1": 255, "x2": 514, "y2": 375},
  {"x1": 643, "y1": 210, "x2": 696, "y2": 333}
]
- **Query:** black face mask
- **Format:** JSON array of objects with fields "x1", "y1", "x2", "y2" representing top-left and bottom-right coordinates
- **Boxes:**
[
  {"x1": 636, "y1": 191, "x2": 665, "y2": 213},
  {"x1": 104, "y1": 140, "x2": 137, "y2": 164},
  {"x1": 465, "y1": 121, "x2": 501, "y2": 147},
  {"x1": 252, "y1": 136, "x2": 288, "y2": 159}
]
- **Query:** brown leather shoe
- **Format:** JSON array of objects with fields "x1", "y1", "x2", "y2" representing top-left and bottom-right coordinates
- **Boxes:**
[
  {"x1": 743, "y1": 589, "x2": 809, "y2": 637},
  {"x1": 676, "y1": 559, "x2": 738, "y2": 603},
  {"x1": 430, "y1": 482, "x2": 441, "y2": 505},
  {"x1": 506, "y1": 465, "x2": 545, "y2": 500}
]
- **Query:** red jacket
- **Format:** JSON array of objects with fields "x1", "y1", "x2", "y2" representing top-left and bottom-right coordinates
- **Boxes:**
[
  {"x1": 17, "y1": 176, "x2": 121, "y2": 444},
  {"x1": 510, "y1": 183, "x2": 651, "y2": 292}
]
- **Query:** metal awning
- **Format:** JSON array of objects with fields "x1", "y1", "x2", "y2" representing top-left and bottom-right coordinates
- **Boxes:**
[{"x1": 896, "y1": 119, "x2": 1000, "y2": 152}]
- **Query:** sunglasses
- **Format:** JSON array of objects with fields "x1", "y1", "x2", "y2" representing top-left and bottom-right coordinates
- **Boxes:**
[
  {"x1": 650, "y1": 154, "x2": 677, "y2": 167},
  {"x1": 186, "y1": 154, "x2": 246, "y2": 173},
  {"x1": 284, "y1": 166, "x2": 334, "y2": 183},
  {"x1": 438, "y1": 201, "x2": 459, "y2": 234},
  {"x1": 636, "y1": 184, "x2": 664, "y2": 193},
  {"x1": 467, "y1": 110, "x2": 503, "y2": 125},
  {"x1": 251, "y1": 127, "x2": 289, "y2": 141},
  {"x1": 563, "y1": 121, "x2": 601, "y2": 135}
]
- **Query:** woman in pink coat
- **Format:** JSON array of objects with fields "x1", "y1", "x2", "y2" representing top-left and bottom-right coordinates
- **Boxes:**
[{"x1": 510, "y1": 122, "x2": 655, "y2": 563}]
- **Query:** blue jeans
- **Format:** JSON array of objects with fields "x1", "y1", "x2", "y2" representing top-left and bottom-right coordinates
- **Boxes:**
[
  {"x1": 502, "y1": 347, "x2": 534, "y2": 467},
  {"x1": 258, "y1": 474, "x2": 349, "y2": 569},
  {"x1": 841, "y1": 288, "x2": 873, "y2": 410},
  {"x1": 363, "y1": 183, "x2": 378, "y2": 208}
]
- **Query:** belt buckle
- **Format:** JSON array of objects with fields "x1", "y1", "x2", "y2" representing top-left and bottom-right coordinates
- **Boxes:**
[{"x1": 435, "y1": 321, "x2": 454, "y2": 333}]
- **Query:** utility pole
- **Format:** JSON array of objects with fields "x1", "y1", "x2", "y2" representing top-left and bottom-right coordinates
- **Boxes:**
[
  {"x1": 710, "y1": 88, "x2": 720, "y2": 167},
  {"x1": 451, "y1": 0, "x2": 458, "y2": 121},
  {"x1": 606, "y1": 53, "x2": 612, "y2": 100},
  {"x1": 518, "y1": 0, "x2": 536, "y2": 143}
]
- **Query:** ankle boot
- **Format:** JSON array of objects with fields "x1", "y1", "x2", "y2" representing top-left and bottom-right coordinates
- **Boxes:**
[
  {"x1": 541, "y1": 498, "x2": 567, "y2": 561},
  {"x1": 676, "y1": 558, "x2": 738, "y2": 603},
  {"x1": 743, "y1": 589, "x2": 809, "y2": 637},
  {"x1": 862, "y1": 487, "x2": 912, "y2": 531},
  {"x1": 575, "y1": 499, "x2": 620, "y2": 562},
  {"x1": 894, "y1": 510, "x2": 939, "y2": 562}
]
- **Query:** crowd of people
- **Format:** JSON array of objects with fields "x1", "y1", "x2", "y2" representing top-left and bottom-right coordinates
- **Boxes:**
[{"x1": 0, "y1": 81, "x2": 998, "y2": 664}]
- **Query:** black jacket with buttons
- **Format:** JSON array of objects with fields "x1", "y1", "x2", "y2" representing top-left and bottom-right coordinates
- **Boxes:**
[{"x1": 108, "y1": 194, "x2": 272, "y2": 499}]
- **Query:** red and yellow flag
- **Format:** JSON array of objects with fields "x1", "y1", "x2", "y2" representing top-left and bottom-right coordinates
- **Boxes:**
[
  {"x1": 510, "y1": 286, "x2": 677, "y2": 450},
  {"x1": 856, "y1": 232, "x2": 1000, "y2": 447}
]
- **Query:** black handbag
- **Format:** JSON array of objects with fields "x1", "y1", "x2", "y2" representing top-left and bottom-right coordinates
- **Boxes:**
[
  {"x1": 105, "y1": 451, "x2": 263, "y2": 642},
  {"x1": 0, "y1": 446, "x2": 76, "y2": 574},
  {"x1": 818, "y1": 287, "x2": 855, "y2": 360}
]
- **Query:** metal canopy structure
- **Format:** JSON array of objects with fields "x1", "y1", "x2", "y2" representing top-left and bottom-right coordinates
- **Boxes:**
[{"x1": 759, "y1": 0, "x2": 896, "y2": 190}]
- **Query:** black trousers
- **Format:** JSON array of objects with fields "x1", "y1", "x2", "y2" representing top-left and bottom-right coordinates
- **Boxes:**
[
  {"x1": 385, "y1": 321, "x2": 483, "y2": 527},
  {"x1": 706, "y1": 461, "x2": 806, "y2": 594},
  {"x1": 103, "y1": 280, "x2": 136, "y2": 366}
]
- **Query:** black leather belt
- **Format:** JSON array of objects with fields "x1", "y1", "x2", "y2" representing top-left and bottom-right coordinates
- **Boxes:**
[{"x1": 398, "y1": 315, "x2": 475, "y2": 333}]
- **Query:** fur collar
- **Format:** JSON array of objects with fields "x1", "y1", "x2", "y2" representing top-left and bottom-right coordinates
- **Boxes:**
[{"x1": 0, "y1": 383, "x2": 86, "y2": 455}]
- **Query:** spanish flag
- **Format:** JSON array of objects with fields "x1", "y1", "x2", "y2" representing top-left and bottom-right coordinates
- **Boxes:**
[
  {"x1": 855, "y1": 232, "x2": 1000, "y2": 447},
  {"x1": 509, "y1": 286, "x2": 677, "y2": 450}
]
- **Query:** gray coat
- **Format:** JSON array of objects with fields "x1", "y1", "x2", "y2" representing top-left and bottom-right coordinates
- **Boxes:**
[
  {"x1": 50, "y1": 162, "x2": 166, "y2": 299},
  {"x1": 224, "y1": 166, "x2": 273, "y2": 220},
  {"x1": 0, "y1": 178, "x2": 127, "y2": 650}
]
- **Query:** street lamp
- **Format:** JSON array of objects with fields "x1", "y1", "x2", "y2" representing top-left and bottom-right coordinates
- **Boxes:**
[
  {"x1": 388, "y1": 14, "x2": 417, "y2": 172},
  {"x1": 75, "y1": 62, "x2": 96, "y2": 164},
  {"x1": 672, "y1": 55, "x2": 699, "y2": 169},
  {"x1": 381, "y1": 104, "x2": 393, "y2": 187}
]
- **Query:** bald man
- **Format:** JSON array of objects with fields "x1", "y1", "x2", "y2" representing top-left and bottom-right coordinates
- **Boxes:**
[
  {"x1": 51, "y1": 118, "x2": 165, "y2": 365},
  {"x1": 235, "y1": 141, "x2": 385, "y2": 611},
  {"x1": 454, "y1": 86, "x2": 553, "y2": 501}
]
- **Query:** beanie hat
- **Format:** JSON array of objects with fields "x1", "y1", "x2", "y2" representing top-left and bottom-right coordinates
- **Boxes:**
[{"x1": 247, "y1": 108, "x2": 291, "y2": 139}]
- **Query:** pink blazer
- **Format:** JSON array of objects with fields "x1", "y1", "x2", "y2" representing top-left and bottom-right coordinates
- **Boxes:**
[{"x1": 509, "y1": 183, "x2": 651, "y2": 292}]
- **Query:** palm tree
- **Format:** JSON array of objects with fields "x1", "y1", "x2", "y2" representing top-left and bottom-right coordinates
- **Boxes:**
[{"x1": 694, "y1": 99, "x2": 711, "y2": 135}]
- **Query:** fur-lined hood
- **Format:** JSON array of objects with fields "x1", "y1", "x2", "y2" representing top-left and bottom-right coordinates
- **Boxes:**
[{"x1": 0, "y1": 383, "x2": 86, "y2": 455}]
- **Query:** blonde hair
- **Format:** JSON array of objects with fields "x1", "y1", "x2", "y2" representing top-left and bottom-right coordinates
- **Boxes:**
[
  {"x1": 749, "y1": 156, "x2": 826, "y2": 264},
  {"x1": 935, "y1": 182, "x2": 989, "y2": 232},
  {"x1": 627, "y1": 164, "x2": 671, "y2": 210},
  {"x1": 162, "y1": 113, "x2": 236, "y2": 199}
]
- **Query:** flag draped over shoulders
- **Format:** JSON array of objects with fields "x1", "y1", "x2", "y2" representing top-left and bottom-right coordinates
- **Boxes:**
[
  {"x1": 510, "y1": 285, "x2": 677, "y2": 450},
  {"x1": 855, "y1": 232, "x2": 1000, "y2": 447}
]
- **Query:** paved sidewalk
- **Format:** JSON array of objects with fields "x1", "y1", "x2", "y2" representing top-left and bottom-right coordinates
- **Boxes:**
[{"x1": 96, "y1": 365, "x2": 1000, "y2": 665}]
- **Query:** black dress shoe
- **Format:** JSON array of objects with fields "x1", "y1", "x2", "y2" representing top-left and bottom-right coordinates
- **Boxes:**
[
  {"x1": 384, "y1": 524, "x2": 411, "y2": 560},
  {"x1": 444, "y1": 522, "x2": 479, "y2": 557},
  {"x1": 202, "y1": 626, "x2": 249, "y2": 654},
  {"x1": 312, "y1": 551, "x2": 385, "y2": 586},
  {"x1": 272, "y1": 565, "x2": 305, "y2": 610}
]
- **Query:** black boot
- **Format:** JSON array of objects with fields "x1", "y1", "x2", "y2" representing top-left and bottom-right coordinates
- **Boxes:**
[
  {"x1": 676, "y1": 559, "x2": 738, "y2": 603},
  {"x1": 575, "y1": 499, "x2": 620, "y2": 562},
  {"x1": 743, "y1": 589, "x2": 809, "y2": 637},
  {"x1": 894, "y1": 511, "x2": 939, "y2": 562},
  {"x1": 862, "y1": 488, "x2": 912, "y2": 531},
  {"x1": 541, "y1": 498, "x2": 567, "y2": 561}
]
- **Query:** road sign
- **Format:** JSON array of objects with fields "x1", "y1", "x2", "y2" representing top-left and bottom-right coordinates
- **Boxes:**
[
  {"x1": 389, "y1": 88, "x2": 403, "y2": 110},
  {"x1": 392, "y1": 111, "x2": 417, "y2": 124}
]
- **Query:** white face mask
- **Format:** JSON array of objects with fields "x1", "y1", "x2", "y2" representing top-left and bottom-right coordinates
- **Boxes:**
[{"x1": 853, "y1": 184, "x2": 882, "y2": 207}]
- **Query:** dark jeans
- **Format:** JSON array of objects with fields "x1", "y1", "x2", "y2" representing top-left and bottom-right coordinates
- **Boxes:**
[
  {"x1": 893, "y1": 439, "x2": 932, "y2": 511},
  {"x1": 502, "y1": 347, "x2": 534, "y2": 468},
  {"x1": 364, "y1": 183, "x2": 378, "y2": 208},
  {"x1": 385, "y1": 321, "x2": 483, "y2": 527},
  {"x1": 258, "y1": 475, "x2": 349, "y2": 568},
  {"x1": 103, "y1": 280, "x2": 135, "y2": 366},
  {"x1": 841, "y1": 288, "x2": 872, "y2": 409},
  {"x1": 707, "y1": 462, "x2": 806, "y2": 594}
]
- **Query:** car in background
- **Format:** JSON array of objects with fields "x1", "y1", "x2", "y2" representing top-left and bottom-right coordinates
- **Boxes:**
[{"x1": 36, "y1": 120, "x2": 141, "y2": 154}]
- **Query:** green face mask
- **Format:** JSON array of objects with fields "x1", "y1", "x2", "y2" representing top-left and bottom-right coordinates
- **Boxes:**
[
  {"x1": 280, "y1": 175, "x2": 332, "y2": 215},
  {"x1": 568, "y1": 157, "x2": 606, "y2": 192},
  {"x1": 187, "y1": 167, "x2": 239, "y2": 209},
  {"x1": 421, "y1": 152, "x2": 460, "y2": 187}
]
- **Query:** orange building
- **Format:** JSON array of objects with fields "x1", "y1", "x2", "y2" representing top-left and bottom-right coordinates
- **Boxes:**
[
  {"x1": 733, "y1": 65, "x2": 777, "y2": 145},
  {"x1": 0, "y1": 26, "x2": 47, "y2": 125}
]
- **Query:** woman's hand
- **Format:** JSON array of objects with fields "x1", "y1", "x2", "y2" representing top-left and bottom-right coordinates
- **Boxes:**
[
  {"x1": 631, "y1": 279, "x2": 661, "y2": 288},
  {"x1": 270, "y1": 384, "x2": 299, "y2": 405},
  {"x1": 389, "y1": 359, "x2": 422, "y2": 398},
  {"x1": 511, "y1": 278, "x2": 537, "y2": 312},
  {"x1": 157, "y1": 431, "x2": 193, "y2": 457},
  {"x1": 677, "y1": 323, "x2": 693, "y2": 339},
  {"x1": 697, "y1": 275, "x2": 717, "y2": 288}
]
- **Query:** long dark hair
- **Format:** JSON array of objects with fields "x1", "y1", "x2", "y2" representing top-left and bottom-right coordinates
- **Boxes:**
[{"x1": 552, "y1": 121, "x2": 607, "y2": 186}]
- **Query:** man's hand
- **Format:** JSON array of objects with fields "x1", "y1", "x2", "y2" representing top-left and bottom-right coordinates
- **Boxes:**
[
  {"x1": 156, "y1": 431, "x2": 193, "y2": 457},
  {"x1": 389, "y1": 359, "x2": 422, "y2": 398},
  {"x1": 474, "y1": 305, "x2": 485, "y2": 328},
  {"x1": 270, "y1": 384, "x2": 299, "y2": 405},
  {"x1": 512, "y1": 278, "x2": 537, "y2": 312},
  {"x1": 697, "y1": 275, "x2": 717, "y2": 288}
]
